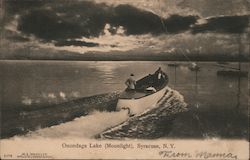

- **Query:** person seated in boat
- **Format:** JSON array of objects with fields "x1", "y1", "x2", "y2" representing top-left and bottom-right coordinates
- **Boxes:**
[
  {"x1": 154, "y1": 67, "x2": 168, "y2": 86},
  {"x1": 125, "y1": 73, "x2": 136, "y2": 91},
  {"x1": 155, "y1": 67, "x2": 164, "y2": 79},
  {"x1": 154, "y1": 67, "x2": 168, "y2": 90}
]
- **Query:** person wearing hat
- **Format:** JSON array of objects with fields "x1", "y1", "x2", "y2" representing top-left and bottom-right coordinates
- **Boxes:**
[{"x1": 125, "y1": 73, "x2": 136, "y2": 91}]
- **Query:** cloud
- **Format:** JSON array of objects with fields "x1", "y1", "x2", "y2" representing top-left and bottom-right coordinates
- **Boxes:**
[
  {"x1": 5, "y1": 0, "x2": 47, "y2": 14},
  {"x1": 95, "y1": 0, "x2": 199, "y2": 17},
  {"x1": 21, "y1": 96, "x2": 32, "y2": 105},
  {"x1": 2, "y1": 0, "x2": 249, "y2": 60},
  {"x1": 163, "y1": 14, "x2": 198, "y2": 33},
  {"x1": 192, "y1": 15, "x2": 249, "y2": 34},
  {"x1": 54, "y1": 40, "x2": 99, "y2": 47},
  {"x1": 109, "y1": 5, "x2": 198, "y2": 35},
  {"x1": 17, "y1": 10, "x2": 87, "y2": 41},
  {"x1": 108, "y1": 4, "x2": 166, "y2": 35},
  {"x1": 15, "y1": 1, "x2": 198, "y2": 44},
  {"x1": 45, "y1": 24, "x2": 158, "y2": 53},
  {"x1": 178, "y1": 0, "x2": 249, "y2": 17},
  {"x1": 59, "y1": 92, "x2": 66, "y2": 100},
  {"x1": 6, "y1": 34, "x2": 30, "y2": 42},
  {"x1": 15, "y1": 1, "x2": 111, "y2": 41}
]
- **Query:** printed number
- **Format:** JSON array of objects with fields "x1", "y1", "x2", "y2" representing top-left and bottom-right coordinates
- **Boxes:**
[{"x1": 4, "y1": 154, "x2": 12, "y2": 158}]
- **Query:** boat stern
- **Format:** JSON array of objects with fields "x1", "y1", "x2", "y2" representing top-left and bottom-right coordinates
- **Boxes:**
[{"x1": 116, "y1": 86, "x2": 168, "y2": 115}]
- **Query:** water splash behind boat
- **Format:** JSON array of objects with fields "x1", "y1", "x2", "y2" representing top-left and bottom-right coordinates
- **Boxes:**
[
  {"x1": 10, "y1": 88, "x2": 187, "y2": 140},
  {"x1": 17, "y1": 110, "x2": 129, "y2": 139},
  {"x1": 97, "y1": 87, "x2": 188, "y2": 139}
]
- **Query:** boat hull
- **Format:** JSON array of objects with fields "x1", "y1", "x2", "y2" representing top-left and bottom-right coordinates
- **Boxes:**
[{"x1": 116, "y1": 86, "x2": 168, "y2": 115}]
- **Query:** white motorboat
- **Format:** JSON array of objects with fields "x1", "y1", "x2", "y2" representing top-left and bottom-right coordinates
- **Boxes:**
[{"x1": 116, "y1": 73, "x2": 168, "y2": 115}]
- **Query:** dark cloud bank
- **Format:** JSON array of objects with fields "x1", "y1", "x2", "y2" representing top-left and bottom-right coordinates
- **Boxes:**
[
  {"x1": 14, "y1": 1, "x2": 198, "y2": 43},
  {"x1": 192, "y1": 15, "x2": 249, "y2": 34},
  {"x1": 4, "y1": 0, "x2": 250, "y2": 49}
]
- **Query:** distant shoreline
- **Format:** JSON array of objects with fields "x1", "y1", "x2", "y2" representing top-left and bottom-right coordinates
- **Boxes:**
[
  {"x1": 1, "y1": 50, "x2": 249, "y2": 62},
  {"x1": 0, "y1": 58, "x2": 249, "y2": 62}
]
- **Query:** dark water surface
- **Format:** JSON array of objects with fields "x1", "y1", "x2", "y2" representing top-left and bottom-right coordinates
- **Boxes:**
[
  {"x1": 1, "y1": 60, "x2": 248, "y2": 110},
  {"x1": 1, "y1": 60, "x2": 249, "y2": 139}
]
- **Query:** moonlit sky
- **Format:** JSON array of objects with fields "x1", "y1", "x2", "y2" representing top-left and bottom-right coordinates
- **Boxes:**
[{"x1": 0, "y1": 0, "x2": 249, "y2": 60}]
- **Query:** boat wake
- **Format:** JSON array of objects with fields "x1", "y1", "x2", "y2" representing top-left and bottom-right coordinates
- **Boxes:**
[
  {"x1": 97, "y1": 87, "x2": 188, "y2": 139},
  {"x1": 12, "y1": 110, "x2": 129, "y2": 140},
  {"x1": 6, "y1": 87, "x2": 187, "y2": 140}
]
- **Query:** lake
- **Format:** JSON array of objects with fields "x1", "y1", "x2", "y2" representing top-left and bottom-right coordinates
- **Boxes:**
[
  {"x1": 1, "y1": 60, "x2": 248, "y2": 111},
  {"x1": 1, "y1": 60, "x2": 249, "y2": 139}
]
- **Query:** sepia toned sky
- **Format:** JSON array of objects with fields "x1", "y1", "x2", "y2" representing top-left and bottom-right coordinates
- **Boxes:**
[{"x1": 0, "y1": 0, "x2": 249, "y2": 60}]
